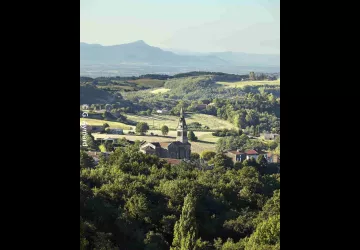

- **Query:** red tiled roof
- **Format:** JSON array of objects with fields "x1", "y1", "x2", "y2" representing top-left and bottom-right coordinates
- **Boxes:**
[
  {"x1": 227, "y1": 150, "x2": 245, "y2": 155},
  {"x1": 245, "y1": 149, "x2": 258, "y2": 155},
  {"x1": 159, "y1": 142, "x2": 171, "y2": 148},
  {"x1": 162, "y1": 158, "x2": 182, "y2": 165}
]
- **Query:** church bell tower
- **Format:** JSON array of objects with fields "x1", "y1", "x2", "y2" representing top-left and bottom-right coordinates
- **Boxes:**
[{"x1": 176, "y1": 107, "x2": 188, "y2": 143}]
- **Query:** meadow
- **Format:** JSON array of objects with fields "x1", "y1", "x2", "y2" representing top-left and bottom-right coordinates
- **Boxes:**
[
  {"x1": 80, "y1": 118, "x2": 133, "y2": 130},
  {"x1": 217, "y1": 79, "x2": 280, "y2": 88},
  {"x1": 126, "y1": 113, "x2": 237, "y2": 130},
  {"x1": 150, "y1": 88, "x2": 170, "y2": 94},
  {"x1": 93, "y1": 130, "x2": 218, "y2": 154}
]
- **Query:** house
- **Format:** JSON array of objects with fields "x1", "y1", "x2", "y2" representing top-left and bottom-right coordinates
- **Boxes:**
[
  {"x1": 267, "y1": 152, "x2": 280, "y2": 163},
  {"x1": 245, "y1": 149, "x2": 268, "y2": 161},
  {"x1": 225, "y1": 149, "x2": 269, "y2": 163},
  {"x1": 225, "y1": 150, "x2": 247, "y2": 163},
  {"x1": 96, "y1": 137, "x2": 118, "y2": 144},
  {"x1": 261, "y1": 133, "x2": 279, "y2": 140},
  {"x1": 108, "y1": 128, "x2": 123, "y2": 134},
  {"x1": 156, "y1": 109, "x2": 169, "y2": 114},
  {"x1": 140, "y1": 108, "x2": 191, "y2": 160}
]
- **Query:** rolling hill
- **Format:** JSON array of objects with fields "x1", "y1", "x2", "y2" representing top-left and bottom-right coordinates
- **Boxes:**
[
  {"x1": 80, "y1": 40, "x2": 228, "y2": 66},
  {"x1": 80, "y1": 40, "x2": 280, "y2": 76}
]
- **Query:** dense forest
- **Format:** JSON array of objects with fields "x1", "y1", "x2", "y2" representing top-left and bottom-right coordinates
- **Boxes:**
[{"x1": 80, "y1": 145, "x2": 280, "y2": 250}]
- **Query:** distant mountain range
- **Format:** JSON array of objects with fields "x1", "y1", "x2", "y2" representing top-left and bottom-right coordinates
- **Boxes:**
[{"x1": 80, "y1": 40, "x2": 280, "y2": 76}]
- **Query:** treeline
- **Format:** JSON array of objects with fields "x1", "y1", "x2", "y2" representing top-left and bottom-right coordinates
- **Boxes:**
[
  {"x1": 80, "y1": 84, "x2": 120, "y2": 105},
  {"x1": 80, "y1": 74, "x2": 170, "y2": 83},
  {"x1": 80, "y1": 145, "x2": 280, "y2": 250},
  {"x1": 207, "y1": 93, "x2": 280, "y2": 133},
  {"x1": 80, "y1": 72, "x2": 250, "y2": 84}
]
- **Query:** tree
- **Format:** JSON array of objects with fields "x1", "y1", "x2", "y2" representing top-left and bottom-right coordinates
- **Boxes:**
[
  {"x1": 171, "y1": 194, "x2": 198, "y2": 250},
  {"x1": 245, "y1": 215, "x2": 280, "y2": 250},
  {"x1": 80, "y1": 150, "x2": 95, "y2": 170},
  {"x1": 80, "y1": 218, "x2": 88, "y2": 250},
  {"x1": 200, "y1": 151, "x2": 216, "y2": 161},
  {"x1": 249, "y1": 72, "x2": 256, "y2": 81},
  {"x1": 104, "y1": 140, "x2": 113, "y2": 152},
  {"x1": 161, "y1": 125, "x2": 169, "y2": 136},
  {"x1": 136, "y1": 122, "x2": 149, "y2": 135},
  {"x1": 144, "y1": 231, "x2": 169, "y2": 250},
  {"x1": 85, "y1": 132, "x2": 97, "y2": 150},
  {"x1": 211, "y1": 153, "x2": 234, "y2": 169},
  {"x1": 190, "y1": 153, "x2": 200, "y2": 161},
  {"x1": 188, "y1": 131, "x2": 198, "y2": 142},
  {"x1": 105, "y1": 103, "x2": 112, "y2": 111},
  {"x1": 257, "y1": 155, "x2": 268, "y2": 168},
  {"x1": 102, "y1": 111, "x2": 115, "y2": 121}
]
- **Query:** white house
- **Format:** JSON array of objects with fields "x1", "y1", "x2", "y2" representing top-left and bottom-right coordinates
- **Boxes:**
[
  {"x1": 245, "y1": 149, "x2": 268, "y2": 161},
  {"x1": 156, "y1": 109, "x2": 169, "y2": 114}
]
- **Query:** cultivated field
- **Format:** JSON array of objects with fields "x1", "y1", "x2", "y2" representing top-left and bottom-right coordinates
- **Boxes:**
[
  {"x1": 126, "y1": 113, "x2": 237, "y2": 130},
  {"x1": 217, "y1": 79, "x2": 280, "y2": 88},
  {"x1": 80, "y1": 118, "x2": 134, "y2": 130},
  {"x1": 93, "y1": 130, "x2": 218, "y2": 154},
  {"x1": 150, "y1": 88, "x2": 170, "y2": 94}
]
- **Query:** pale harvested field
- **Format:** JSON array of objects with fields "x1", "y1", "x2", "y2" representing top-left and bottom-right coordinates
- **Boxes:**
[
  {"x1": 150, "y1": 88, "x2": 170, "y2": 94},
  {"x1": 80, "y1": 118, "x2": 134, "y2": 130},
  {"x1": 126, "y1": 113, "x2": 236, "y2": 130},
  {"x1": 217, "y1": 79, "x2": 280, "y2": 88}
]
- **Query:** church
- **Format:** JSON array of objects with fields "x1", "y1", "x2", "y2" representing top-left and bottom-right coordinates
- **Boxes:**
[{"x1": 140, "y1": 108, "x2": 191, "y2": 160}]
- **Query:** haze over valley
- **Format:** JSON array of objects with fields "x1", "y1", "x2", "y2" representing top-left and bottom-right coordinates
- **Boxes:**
[{"x1": 80, "y1": 40, "x2": 280, "y2": 77}]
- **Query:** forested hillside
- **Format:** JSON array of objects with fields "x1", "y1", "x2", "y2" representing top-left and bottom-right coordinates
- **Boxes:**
[{"x1": 80, "y1": 146, "x2": 280, "y2": 250}]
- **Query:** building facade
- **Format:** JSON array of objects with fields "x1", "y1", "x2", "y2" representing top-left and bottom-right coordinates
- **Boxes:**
[{"x1": 140, "y1": 108, "x2": 191, "y2": 160}]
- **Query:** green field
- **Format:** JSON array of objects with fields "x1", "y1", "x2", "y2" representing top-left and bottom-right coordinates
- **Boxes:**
[
  {"x1": 217, "y1": 79, "x2": 280, "y2": 88},
  {"x1": 128, "y1": 79, "x2": 165, "y2": 88},
  {"x1": 80, "y1": 118, "x2": 133, "y2": 130},
  {"x1": 93, "y1": 130, "x2": 218, "y2": 154},
  {"x1": 126, "y1": 113, "x2": 237, "y2": 130}
]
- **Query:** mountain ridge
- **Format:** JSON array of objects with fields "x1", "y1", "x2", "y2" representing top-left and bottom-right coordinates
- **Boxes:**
[{"x1": 80, "y1": 40, "x2": 280, "y2": 76}]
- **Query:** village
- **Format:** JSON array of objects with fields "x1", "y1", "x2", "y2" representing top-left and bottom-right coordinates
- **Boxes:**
[{"x1": 81, "y1": 108, "x2": 279, "y2": 167}]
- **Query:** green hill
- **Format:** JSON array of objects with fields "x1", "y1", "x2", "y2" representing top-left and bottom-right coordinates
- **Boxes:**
[{"x1": 80, "y1": 84, "x2": 119, "y2": 104}]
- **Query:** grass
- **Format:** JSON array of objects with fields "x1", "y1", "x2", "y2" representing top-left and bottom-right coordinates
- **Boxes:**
[
  {"x1": 80, "y1": 118, "x2": 134, "y2": 130},
  {"x1": 217, "y1": 79, "x2": 280, "y2": 88},
  {"x1": 126, "y1": 113, "x2": 237, "y2": 131},
  {"x1": 150, "y1": 88, "x2": 170, "y2": 94},
  {"x1": 93, "y1": 130, "x2": 218, "y2": 154},
  {"x1": 128, "y1": 79, "x2": 165, "y2": 88}
]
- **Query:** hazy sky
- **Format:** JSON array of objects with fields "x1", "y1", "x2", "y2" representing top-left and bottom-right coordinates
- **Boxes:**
[{"x1": 80, "y1": 0, "x2": 280, "y2": 54}]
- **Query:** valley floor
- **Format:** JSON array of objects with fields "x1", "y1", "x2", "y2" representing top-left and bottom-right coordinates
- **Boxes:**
[{"x1": 93, "y1": 130, "x2": 217, "y2": 154}]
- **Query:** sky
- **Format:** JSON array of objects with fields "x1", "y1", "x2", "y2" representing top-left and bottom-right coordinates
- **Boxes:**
[{"x1": 80, "y1": 0, "x2": 280, "y2": 54}]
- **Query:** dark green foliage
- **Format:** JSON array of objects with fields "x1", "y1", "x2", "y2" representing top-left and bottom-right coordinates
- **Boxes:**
[
  {"x1": 171, "y1": 194, "x2": 198, "y2": 250},
  {"x1": 80, "y1": 145, "x2": 279, "y2": 249},
  {"x1": 212, "y1": 128, "x2": 240, "y2": 137},
  {"x1": 188, "y1": 131, "x2": 198, "y2": 141},
  {"x1": 136, "y1": 122, "x2": 150, "y2": 135},
  {"x1": 190, "y1": 153, "x2": 200, "y2": 161},
  {"x1": 161, "y1": 125, "x2": 169, "y2": 136},
  {"x1": 102, "y1": 111, "x2": 116, "y2": 121}
]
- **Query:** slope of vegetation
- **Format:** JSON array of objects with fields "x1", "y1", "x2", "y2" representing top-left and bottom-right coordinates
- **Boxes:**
[
  {"x1": 217, "y1": 79, "x2": 280, "y2": 88},
  {"x1": 80, "y1": 145, "x2": 280, "y2": 250},
  {"x1": 80, "y1": 84, "x2": 120, "y2": 105}
]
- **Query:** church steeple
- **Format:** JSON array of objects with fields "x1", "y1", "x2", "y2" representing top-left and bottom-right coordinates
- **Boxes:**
[{"x1": 176, "y1": 107, "x2": 188, "y2": 143}]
